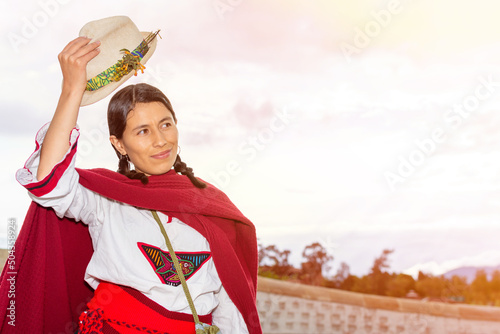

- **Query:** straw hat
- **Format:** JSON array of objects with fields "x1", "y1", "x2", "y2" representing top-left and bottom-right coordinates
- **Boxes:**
[{"x1": 79, "y1": 16, "x2": 159, "y2": 106}]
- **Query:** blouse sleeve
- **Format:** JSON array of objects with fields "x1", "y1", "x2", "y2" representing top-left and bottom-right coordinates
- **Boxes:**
[
  {"x1": 211, "y1": 285, "x2": 249, "y2": 333},
  {"x1": 16, "y1": 123, "x2": 104, "y2": 226}
]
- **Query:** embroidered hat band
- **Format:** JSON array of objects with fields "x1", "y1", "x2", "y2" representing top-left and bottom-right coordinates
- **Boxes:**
[{"x1": 85, "y1": 30, "x2": 160, "y2": 92}]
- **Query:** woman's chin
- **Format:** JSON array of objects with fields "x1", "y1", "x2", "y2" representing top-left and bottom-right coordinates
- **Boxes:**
[{"x1": 136, "y1": 164, "x2": 174, "y2": 176}]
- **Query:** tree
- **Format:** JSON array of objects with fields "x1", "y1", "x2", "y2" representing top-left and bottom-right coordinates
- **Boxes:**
[
  {"x1": 417, "y1": 271, "x2": 431, "y2": 281},
  {"x1": 333, "y1": 262, "x2": 350, "y2": 288},
  {"x1": 446, "y1": 275, "x2": 468, "y2": 303},
  {"x1": 258, "y1": 243, "x2": 294, "y2": 278},
  {"x1": 370, "y1": 249, "x2": 394, "y2": 275},
  {"x1": 469, "y1": 270, "x2": 490, "y2": 305},
  {"x1": 415, "y1": 275, "x2": 447, "y2": 299},
  {"x1": 368, "y1": 249, "x2": 394, "y2": 295},
  {"x1": 489, "y1": 270, "x2": 500, "y2": 306},
  {"x1": 300, "y1": 242, "x2": 333, "y2": 285},
  {"x1": 386, "y1": 273, "x2": 415, "y2": 297}
]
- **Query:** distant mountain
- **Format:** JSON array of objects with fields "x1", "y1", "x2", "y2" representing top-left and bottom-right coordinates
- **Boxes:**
[{"x1": 443, "y1": 265, "x2": 500, "y2": 283}]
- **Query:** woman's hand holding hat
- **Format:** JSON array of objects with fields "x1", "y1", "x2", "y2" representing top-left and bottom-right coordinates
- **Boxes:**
[{"x1": 59, "y1": 37, "x2": 101, "y2": 96}]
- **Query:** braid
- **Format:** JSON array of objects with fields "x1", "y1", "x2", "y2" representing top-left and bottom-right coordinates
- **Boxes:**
[
  {"x1": 174, "y1": 155, "x2": 206, "y2": 189},
  {"x1": 117, "y1": 154, "x2": 149, "y2": 185},
  {"x1": 118, "y1": 154, "x2": 130, "y2": 174}
]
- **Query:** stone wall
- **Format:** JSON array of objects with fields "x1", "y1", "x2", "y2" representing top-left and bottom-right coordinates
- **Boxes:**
[{"x1": 257, "y1": 277, "x2": 500, "y2": 334}]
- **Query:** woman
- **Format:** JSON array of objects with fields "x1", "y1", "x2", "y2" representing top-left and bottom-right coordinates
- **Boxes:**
[{"x1": 7, "y1": 36, "x2": 261, "y2": 333}]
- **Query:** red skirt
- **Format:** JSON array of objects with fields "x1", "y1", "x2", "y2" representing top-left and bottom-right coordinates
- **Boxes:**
[{"x1": 78, "y1": 282, "x2": 212, "y2": 334}]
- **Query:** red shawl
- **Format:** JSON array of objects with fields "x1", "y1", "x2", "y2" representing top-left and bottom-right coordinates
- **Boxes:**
[{"x1": 0, "y1": 168, "x2": 262, "y2": 333}]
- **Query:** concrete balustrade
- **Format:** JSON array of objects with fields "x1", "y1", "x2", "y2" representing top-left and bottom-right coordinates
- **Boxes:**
[{"x1": 256, "y1": 277, "x2": 500, "y2": 333}]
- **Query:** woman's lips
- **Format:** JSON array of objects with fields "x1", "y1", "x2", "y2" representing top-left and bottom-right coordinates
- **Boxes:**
[{"x1": 151, "y1": 149, "x2": 172, "y2": 159}]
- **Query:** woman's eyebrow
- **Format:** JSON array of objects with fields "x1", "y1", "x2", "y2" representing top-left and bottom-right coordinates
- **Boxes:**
[
  {"x1": 131, "y1": 117, "x2": 174, "y2": 131},
  {"x1": 159, "y1": 116, "x2": 173, "y2": 123},
  {"x1": 131, "y1": 124, "x2": 149, "y2": 132}
]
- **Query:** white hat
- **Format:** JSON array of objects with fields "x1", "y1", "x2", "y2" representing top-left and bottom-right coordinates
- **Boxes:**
[{"x1": 79, "y1": 16, "x2": 159, "y2": 106}]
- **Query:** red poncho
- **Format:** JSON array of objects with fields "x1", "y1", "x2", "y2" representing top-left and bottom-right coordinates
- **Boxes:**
[{"x1": 0, "y1": 168, "x2": 262, "y2": 333}]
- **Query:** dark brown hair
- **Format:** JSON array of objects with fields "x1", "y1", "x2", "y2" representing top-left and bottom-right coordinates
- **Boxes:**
[{"x1": 107, "y1": 83, "x2": 206, "y2": 188}]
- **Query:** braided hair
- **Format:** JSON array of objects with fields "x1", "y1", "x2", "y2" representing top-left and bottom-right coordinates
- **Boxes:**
[{"x1": 108, "y1": 83, "x2": 206, "y2": 188}]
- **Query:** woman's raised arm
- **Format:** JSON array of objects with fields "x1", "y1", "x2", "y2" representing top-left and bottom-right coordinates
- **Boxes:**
[{"x1": 37, "y1": 37, "x2": 100, "y2": 180}]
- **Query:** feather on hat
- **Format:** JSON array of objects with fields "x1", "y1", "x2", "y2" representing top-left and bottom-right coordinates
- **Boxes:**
[{"x1": 78, "y1": 16, "x2": 159, "y2": 106}]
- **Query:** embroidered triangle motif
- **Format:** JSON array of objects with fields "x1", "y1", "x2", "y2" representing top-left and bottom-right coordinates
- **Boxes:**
[{"x1": 138, "y1": 242, "x2": 211, "y2": 286}]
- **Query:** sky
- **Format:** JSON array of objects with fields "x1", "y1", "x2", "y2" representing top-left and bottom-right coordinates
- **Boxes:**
[{"x1": 2, "y1": 0, "x2": 500, "y2": 278}]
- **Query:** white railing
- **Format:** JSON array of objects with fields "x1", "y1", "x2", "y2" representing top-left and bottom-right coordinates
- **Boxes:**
[{"x1": 257, "y1": 277, "x2": 500, "y2": 334}]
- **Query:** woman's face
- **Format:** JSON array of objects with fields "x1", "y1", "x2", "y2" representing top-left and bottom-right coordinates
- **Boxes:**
[{"x1": 110, "y1": 101, "x2": 179, "y2": 176}]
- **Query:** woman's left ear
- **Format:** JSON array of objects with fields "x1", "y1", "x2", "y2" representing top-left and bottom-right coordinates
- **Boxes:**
[{"x1": 109, "y1": 135, "x2": 126, "y2": 156}]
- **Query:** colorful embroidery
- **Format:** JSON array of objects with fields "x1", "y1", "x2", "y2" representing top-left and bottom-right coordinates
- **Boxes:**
[
  {"x1": 78, "y1": 309, "x2": 171, "y2": 334},
  {"x1": 78, "y1": 308, "x2": 104, "y2": 334},
  {"x1": 85, "y1": 42, "x2": 148, "y2": 91},
  {"x1": 85, "y1": 30, "x2": 160, "y2": 92},
  {"x1": 138, "y1": 242, "x2": 211, "y2": 286},
  {"x1": 106, "y1": 318, "x2": 171, "y2": 334}
]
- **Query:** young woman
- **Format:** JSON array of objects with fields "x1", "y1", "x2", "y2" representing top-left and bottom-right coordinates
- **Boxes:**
[{"x1": 8, "y1": 37, "x2": 261, "y2": 333}]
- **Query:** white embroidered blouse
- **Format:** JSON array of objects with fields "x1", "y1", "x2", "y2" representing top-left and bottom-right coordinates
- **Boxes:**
[{"x1": 16, "y1": 123, "x2": 249, "y2": 333}]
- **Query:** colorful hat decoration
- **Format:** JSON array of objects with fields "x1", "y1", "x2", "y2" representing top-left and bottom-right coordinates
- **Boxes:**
[{"x1": 79, "y1": 16, "x2": 159, "y2": 106}]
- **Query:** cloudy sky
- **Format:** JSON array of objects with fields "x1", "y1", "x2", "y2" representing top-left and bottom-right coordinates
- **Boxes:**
[{"x1": 2, "y1": 0, "x2": 500, "y2": 278}]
